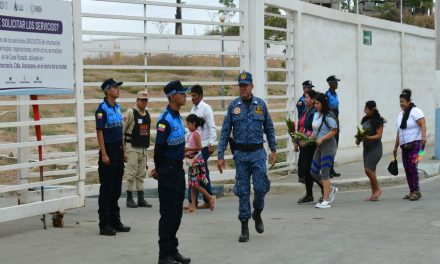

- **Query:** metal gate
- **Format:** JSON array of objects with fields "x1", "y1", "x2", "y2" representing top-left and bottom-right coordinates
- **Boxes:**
[{"x1": 0, "y1": 0, "x2": 298, "y2": 223}]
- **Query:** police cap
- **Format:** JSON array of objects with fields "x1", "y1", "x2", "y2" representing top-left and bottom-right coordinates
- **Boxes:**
[
  {"x1": 326, "y1": 75, "x2": 340, "y2": 83},
  {"x1": 237, "y1": 71, "x2": 253, "y2": 85},
  {"x1": 302, "y1": 80, "x2": 314, "y2": 88},
  {"x1": 101, "y1": 78, "x2": 123, "y2": 91},
  {"x1": 164, "y1": 80, "x2": 190, "y2": 97}
]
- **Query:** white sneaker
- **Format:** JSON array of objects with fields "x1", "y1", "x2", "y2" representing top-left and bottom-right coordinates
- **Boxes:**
[
  {"x1": 315, "y1": 200, "x2": 331, "y2": 209},
  {"x1": 328, "y1": 185, "x2": 339, "y2": 204}
]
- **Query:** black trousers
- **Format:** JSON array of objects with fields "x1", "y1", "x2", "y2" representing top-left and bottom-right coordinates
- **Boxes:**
[
  {"x1": 98, "y1": 143, "x2": 124, "y2": 228},
  {"x1": 299, "y1": 144, "x2": 323, "y2": 197},
  {"x1": 158, "y1": 159, "x2": 186, "y2": 258}
]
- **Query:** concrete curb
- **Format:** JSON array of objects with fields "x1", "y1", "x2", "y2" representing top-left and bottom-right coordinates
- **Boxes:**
[{"x1": 222, "y1": 173, "x2": 440, "y2": 197}]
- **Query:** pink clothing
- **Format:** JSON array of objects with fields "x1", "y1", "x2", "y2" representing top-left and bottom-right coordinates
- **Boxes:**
[
  {"x1": 188, "y1": 130, "x2": 200, "y2": 148},
  {"x1": 186, "y1": 129, "x2": 208, "y2": 188},
  {"x1": 187, "y1": 130, "x2": 201, "y2": 157}
]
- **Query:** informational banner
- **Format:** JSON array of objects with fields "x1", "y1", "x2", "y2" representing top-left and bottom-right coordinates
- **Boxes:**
[{"x1": 0, "y1": 0, "x2": 73, "y2": 95}]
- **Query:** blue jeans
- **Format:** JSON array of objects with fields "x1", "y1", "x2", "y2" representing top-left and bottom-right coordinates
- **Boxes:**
[{"x1": 187, "y1": 146, "x2": 212, "y2": 204}]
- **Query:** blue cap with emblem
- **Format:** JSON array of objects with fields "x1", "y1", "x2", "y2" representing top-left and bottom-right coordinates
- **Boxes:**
[
  {"x1": 237, "y1": 71, "x2": 253, "y2": 85},
  {"x1": 302, "y1": 80, "x2": 314, "y2": 88},
  {"x1": 101, "y1": 78, "x2": 123, "y2": 91},
  {"x1": 326, "y1": 75, "x2": 340, "y2": 83},
  {"x1": 164, "y1": 80, "x2": 190, "y2": 97}
]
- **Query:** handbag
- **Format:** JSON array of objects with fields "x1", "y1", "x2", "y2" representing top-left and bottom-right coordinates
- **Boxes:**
[{"x1": 387, "y1": 156, "x2": 398, "y2": 176}]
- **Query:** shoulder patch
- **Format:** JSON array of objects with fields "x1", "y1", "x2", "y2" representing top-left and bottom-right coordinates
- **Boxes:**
[
  {"x1": 96, "y1": 112, "x2": 103, "y2": 119},
  {"x1": 157, "y1": 123, "x2": 166, "y2": 132}
]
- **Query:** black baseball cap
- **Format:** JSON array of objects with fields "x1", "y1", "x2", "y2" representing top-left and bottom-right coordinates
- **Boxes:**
[
  {"x1": 101, "y1": 78, "x2": 123, "y2": 91},
  {"x1": 302, "y1": 80, "x2": 314, "y2": 88},
  {"x1": 164, "y1": 80, "x2": 190, "y2": 97},
  {"x1": 326, "y1": 75, "x2": 340, "y2": 83}
]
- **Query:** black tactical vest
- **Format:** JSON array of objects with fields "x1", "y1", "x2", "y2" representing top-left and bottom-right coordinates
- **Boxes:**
[{"x1": 126, "y1": 108, "x2": 150, "y2": 148}]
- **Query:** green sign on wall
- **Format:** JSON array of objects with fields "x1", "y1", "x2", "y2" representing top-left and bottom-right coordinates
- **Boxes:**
[{"x1": 363, "y1": 30, "x2": 372, "y2": 45}]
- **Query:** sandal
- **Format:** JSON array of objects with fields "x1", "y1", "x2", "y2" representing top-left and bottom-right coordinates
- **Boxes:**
[
  {"x1": 409, "y1": 193, "x2": 419, "y2": 201},
  {"x1": 209, "y1": 196, "x2": 216, "y2": 211},
  {"x1": 185, "y1": 207, "x2": 197, "y2": 213},
  {"x1": 415, "y1": 192, "x2": 422, "y2": 199},
  {"x1": 402, "y1": 193, "x2": 413, "y2": 200},
  {"x1": 370, "y1": 191, "x2": 382, "y2": 201}
]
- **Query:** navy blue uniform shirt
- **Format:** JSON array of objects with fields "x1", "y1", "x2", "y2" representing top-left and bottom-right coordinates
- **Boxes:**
[
  {"x1": 325, "y1": 89, "x2": 339, "y2": 111},
  {"x1": 154, "y1": 106, "x2": 186, "y2": 167},
  {"x1": 296, "y1": 95, "x2": 306, "y2": 119},
  {"x1": 95, "y1": 98, "x2": 123, "y2": 144}
]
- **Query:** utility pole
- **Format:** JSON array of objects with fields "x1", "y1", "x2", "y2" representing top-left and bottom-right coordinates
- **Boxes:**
[{"x1": 175, "y1": 0, "x2": 182, "y2": 35}]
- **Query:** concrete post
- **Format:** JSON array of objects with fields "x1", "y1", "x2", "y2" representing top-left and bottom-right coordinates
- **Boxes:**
[
  {"x1": 16, "y1": 95, "x2": 29, "y2": 205},
  {"x1": 436, "y1": 0, "x2": 440, "y2": 158},
  {"x1": 436, "y1": 0, "x2": 440, "y2": 71},
  {"x1": 246, "y1": 0, "x2": 266, "y2": 100}
]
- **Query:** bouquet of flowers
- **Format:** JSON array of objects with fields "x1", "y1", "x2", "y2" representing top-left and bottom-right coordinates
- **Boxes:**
[
  {"x1": 285, "y1": 117, "x2": 296, "y2": 138},
  {"x1": 294, "y1": 131, "x2": 316, "y2": 145},
  {"x1": 413, "y1": 148, "x2": 426, "y2": 163},
  {"x1": 354, "y1": 126, "x2": 369, "y2": 141}
]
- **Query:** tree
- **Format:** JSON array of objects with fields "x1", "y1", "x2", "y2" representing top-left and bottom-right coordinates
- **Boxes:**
[{"x1": 218, "y1": 0, "x2": 236, "y2": 21}]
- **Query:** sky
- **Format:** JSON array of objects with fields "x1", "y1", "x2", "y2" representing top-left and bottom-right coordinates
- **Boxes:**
[{"x1": 81, "y1": 0, "x2": 241, "y2": 39}]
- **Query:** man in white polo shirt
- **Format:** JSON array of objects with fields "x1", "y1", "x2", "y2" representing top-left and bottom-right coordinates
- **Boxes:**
[{"x1": 185, "y1": 84, "x2": 217, "y2": 209}]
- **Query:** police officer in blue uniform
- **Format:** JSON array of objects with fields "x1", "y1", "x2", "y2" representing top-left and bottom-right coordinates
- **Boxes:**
[
  {"x1": 95, "y1": 78, "x2": 131, "y2": 236},
  {"x1": 217, "y1": 71, "x2": 277, "y2": 243},
  {"x1": 296, "y1": 80, "x2": 314, "y2": 119},
  {"x1": 325, "y1": 75, "x2": 341, "y2": 177},
  {"x1": 153, "y1": 80, "x2": 191, "y2": 264}
]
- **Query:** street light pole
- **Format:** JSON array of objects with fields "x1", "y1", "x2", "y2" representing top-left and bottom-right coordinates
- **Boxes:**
[
  {"x1": 220, "y1": 15, "x2": 225, "y2": 109},
  {"x1": 400, "y1": 0, "x2": 403, "y2": 23}
]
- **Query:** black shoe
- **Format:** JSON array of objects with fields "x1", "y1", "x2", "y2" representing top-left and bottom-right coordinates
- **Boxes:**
[
  {"x1": 112, "y1": 222, "x2": 131, "y2": 232},
  {"x1": 238, "y1": 220, "x2": 249, "y2": 242},
  {"x1": 251, "y1": 210, "x2": 264, "y2": 234},
  {"x1": 330, "y1": 169, "x2": 341, "y2": 177},
  {"x1": 137, "y1": 191, "x2": 153, "y2": 208},
  {"x1": 297, "y1": 196, "x2": 314, "y2": 205},
  {"x1": 173, "y1": 252, "x2": 191, "y2": 264},
  {"x1": 158, "y1": 256, "x2": 176, "y2": 264},
  {"x1": 99, "y1": 225, "x2": 116, "y2": 236}
]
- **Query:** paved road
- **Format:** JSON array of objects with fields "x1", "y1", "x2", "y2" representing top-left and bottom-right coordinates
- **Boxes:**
[{"x1": 1, "y1": 177, "x2": 440, "y2": 264}]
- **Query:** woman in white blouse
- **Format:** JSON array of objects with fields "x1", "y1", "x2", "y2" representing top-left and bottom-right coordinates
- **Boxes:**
[{"x1": 393, "y1": 89, "x2": 427, "y2": 201}]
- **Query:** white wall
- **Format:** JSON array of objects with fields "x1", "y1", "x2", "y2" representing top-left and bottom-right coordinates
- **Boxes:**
[
  {"x1": 289, "y1": 0, "x2": 438, "y2": 162},
  {"x1": 83, "y1": 36, "x2": 285, "y2": 57}
]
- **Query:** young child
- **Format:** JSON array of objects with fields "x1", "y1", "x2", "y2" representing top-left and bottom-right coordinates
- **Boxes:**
[{"x1": 185, "y1": 114, "x2": 216, "y2": 213}]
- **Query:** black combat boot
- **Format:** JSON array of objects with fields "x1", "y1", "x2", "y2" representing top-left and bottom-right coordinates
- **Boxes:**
[
  {"x1": 99, "y1": 225, "x2": 116, "y2": 236},
  {"x1": 137, "y1": 190, "x2": 152, "y2": 208},
  {"x1": 158, "y1": 256, "x2": 175, "y2": 264},
  {"x1": 112, "y1": 222, "x2": 131, "y2": 232},
  {"x1": 238, "y1": 219, "x2": 249, "y2": 242},
  {"x1": 126, "y1": 191, "x2": 138, "y2": 208},
  {"x1": 252, "y1": 210, "x2": 264, "y2": 234},
  {"x1": 173, "y1": 252, "x2": 191, "y2": 264}
]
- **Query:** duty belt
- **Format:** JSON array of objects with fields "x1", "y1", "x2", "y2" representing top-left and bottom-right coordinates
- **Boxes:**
[{"x1": 234, "y1": 143, "x2": 263, "y2": 152}]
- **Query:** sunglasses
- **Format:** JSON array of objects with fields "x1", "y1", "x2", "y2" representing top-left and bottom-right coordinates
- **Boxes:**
[{"x1": 139, "y1": 98, "x2": 148, "y2": 102}]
